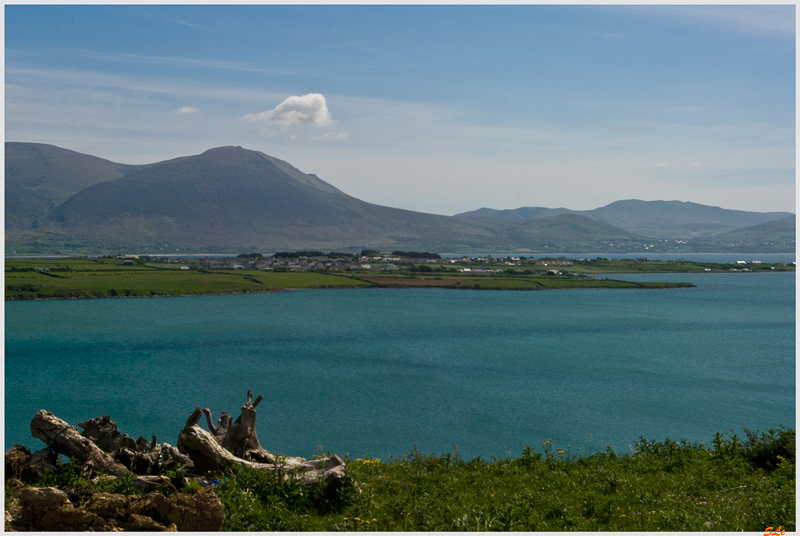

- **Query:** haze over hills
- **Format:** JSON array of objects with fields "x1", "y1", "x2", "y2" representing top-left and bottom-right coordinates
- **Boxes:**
[
  {"x1": 5, "y1": 142, "x2": 795, "y2": 254},
  {"x1": 456, "y1": 201, "x2": 794, "y2": 239}
]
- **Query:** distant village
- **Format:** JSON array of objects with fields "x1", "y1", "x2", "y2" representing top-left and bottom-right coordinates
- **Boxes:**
[
  {"x1": 114, "y1": 251, "x2": 793, "y2": 275},
  {"x1": 124, "y1": 252, "x2": 581, "y2": 275}
]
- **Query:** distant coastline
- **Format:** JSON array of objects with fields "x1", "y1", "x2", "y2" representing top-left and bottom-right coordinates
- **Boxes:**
[{"x1": 5, "y1": 256, "x2": 725, "y2": 301}]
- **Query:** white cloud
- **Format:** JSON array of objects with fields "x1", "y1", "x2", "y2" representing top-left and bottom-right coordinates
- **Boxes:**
[
  {"x1": 178, "y1": 106, "x2": 198, "y2": 114},
  {"x1": 244, "y1": 93, "x2": 333, "y2": 128}
]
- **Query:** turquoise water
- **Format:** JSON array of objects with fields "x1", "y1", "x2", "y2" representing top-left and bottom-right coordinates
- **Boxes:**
[{"x1": 5, "y1": 272, "x2": 795, "y2": 460}]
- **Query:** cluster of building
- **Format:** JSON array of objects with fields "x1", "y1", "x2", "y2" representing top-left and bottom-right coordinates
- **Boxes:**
[
  {"x1": 133, "y1": 253, "x2": 580, "y2": 273},
  {"x1": 147, "y1": 255, "x2": 411, "y2": 272}
]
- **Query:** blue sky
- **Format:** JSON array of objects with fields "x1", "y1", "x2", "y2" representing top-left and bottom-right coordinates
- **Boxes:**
[{"x1": 5, "y1": 5, "x2": 796, "y2": 214}]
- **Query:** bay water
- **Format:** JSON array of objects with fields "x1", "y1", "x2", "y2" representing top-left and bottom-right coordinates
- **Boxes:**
[{"x1": 5, "y1": 272, "x2": 795, "y2": 460}]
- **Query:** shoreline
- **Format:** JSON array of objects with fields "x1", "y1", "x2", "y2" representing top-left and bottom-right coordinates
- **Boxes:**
[{"x1": 4, "y1": 280, "x2": 696, "y2": 301}]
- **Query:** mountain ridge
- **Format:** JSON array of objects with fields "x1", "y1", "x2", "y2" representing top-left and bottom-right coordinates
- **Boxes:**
[
  {"x1": 5, "y1": 142, "x2": 794, "y2": 254},
  {"x1": 455, "y1": 200, "x2": 793, "y2": 239}
]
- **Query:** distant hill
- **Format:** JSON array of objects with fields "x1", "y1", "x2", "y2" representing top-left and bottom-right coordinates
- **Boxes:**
[
  {"x1": 506, "y1": 213, "x2": 639, "y2": 250},
  {"x1": 695, "y1": 215, "x2": 796, "y2": 252},
  {"x1": 456, "y1": 199, "x2": 794, "y2": 239},
  {"x1": 588, "y1": 200, "x2": 794, "y2": 238},
  {"x1": 5, "y1": 142, "x2": 144, "y2": 229},
  {"x1": 5, "y1": 142, "x2": 795, "y2": 254},
  {"x1": 454, "y1": 206, "x2": 576, "y2": 221},
  {"x1": 35, "y1": 146, "x2": 514, "y2": 251}
]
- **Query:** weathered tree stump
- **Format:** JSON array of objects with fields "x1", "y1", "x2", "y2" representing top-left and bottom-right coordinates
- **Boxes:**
[
  {"x1": 21, "y1": 392, "x2": 347, "y2": 489},
  {"x1": 30, "y1": 410, "x2": 128, "y2": 477},
  {"x1": 79, "y1": 414, "x2": 194, "y2": 474},
  {"x1": 201, "y1": 390, "x2": 275, "y2": 464},
  {"x1": 177, "y1": 390, "x2": 348, "y2": 487}
]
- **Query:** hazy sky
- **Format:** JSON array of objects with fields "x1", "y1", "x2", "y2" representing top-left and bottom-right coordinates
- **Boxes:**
[{"x1": 5, "y1": 5, "x2": 796, "y2": 215}]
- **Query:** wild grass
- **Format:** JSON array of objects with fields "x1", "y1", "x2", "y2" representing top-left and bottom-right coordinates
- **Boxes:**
[
  {"x1": 321, "y1": 429, "x2": 795, "y2": 532},
  {"x1": 14, "y1": 428, "x2": 794, "y2": 532}
]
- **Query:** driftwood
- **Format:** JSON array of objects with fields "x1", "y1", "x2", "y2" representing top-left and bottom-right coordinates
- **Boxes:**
[
  {"x1": 79, "y1": 414, "x2": 193, "y2": 474},
  {"x1": 30, "y1": 410, "x2": 128, "y2": 477},
  {"x1": 177, "y1": 390, "x2": 348, "y2": 486},
  {"x1": 201, "y1": 390, "x2": 275, "y2": 464},
  {"x1": 19, "y1": 391, "x2": 347, "y2": 489}
]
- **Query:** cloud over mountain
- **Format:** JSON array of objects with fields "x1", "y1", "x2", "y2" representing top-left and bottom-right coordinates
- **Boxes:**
[{"x1": 245, "y1": 93, "x2": 333, "y2": 128}]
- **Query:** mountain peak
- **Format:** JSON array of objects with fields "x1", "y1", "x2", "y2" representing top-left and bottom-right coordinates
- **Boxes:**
[
  {"x1": 197, "y1": 145, "x2": 264, "y2": 160},
  {"x1": 5, "y1": 142, "x2": 794, "y2": 253}
]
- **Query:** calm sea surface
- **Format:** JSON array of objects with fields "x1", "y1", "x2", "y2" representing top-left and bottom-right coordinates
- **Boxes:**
[{"x1": 5, "y1": 272, "x2": 795, "y2": 460}]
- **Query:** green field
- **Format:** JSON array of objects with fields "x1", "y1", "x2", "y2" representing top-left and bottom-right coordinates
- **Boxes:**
[
  {"x1": 5, "y1": 258, "x2": 373, "y2": 299},
  {"x1": 565, "y1": 258, "x2": 794, "y2": 273},
  {"x1": 5, "y1": 257, "x2": 700, "y2": 299}
]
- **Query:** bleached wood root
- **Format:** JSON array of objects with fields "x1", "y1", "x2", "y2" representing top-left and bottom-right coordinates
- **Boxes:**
[
  {"x1": 30, "y1": 410, "x2": 128, "y2": 477},
  {"x1": 177, "y1": 403, "x2": 348, "y2": 487}
]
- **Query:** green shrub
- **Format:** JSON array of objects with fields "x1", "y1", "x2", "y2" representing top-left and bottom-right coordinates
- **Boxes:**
[{"x1": 742, "y1": 427, "x2": 796, "y2": 472}]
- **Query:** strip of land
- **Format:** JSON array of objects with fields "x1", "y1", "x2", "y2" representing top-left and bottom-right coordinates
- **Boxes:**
[{"x1": 2, "y1": 256, "x2": 729, "y2": 300}]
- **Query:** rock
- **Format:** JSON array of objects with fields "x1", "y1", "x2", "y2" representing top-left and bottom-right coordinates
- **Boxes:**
[
  {"x1": 19, "y1": 486, "x2": 69, "y2": 506},
  {"x1": 17, "y1": 487, "x2": 105, "y2": 531},
  {"x1": 125, "y1": 513, "x2": 169, "y2": 531},
  {"x1": 161, "y1": 488, "x2": 225, "y2": 532},
  {"x1": 127, "y1": 488, "x2": 225, "y2": 531},
  {"x1": 10, "y1": 487, "x2": 224, "y2": 532},
  {"x1": 84, "y1": 491, "x2": 129, "y2": 520}
]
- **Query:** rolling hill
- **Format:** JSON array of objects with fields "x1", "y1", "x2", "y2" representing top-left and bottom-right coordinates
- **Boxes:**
[
  {"x1": 5, "y1": 142, "x2": 795, "y2": 254},
  {"x1": 691, "y1": 215, "x2": 796, "y2": 252},
  {"x1": 456, "y1": 200, "x2": 793, "y2": 239},
  {"x1": 5, "y1": 142, "x2": 144, "y2": 230},
  {"x1": 20, "y1": 145, "x2": 514, "y2": 252}
]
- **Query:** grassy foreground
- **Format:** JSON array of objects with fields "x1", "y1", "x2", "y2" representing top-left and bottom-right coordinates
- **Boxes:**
[
  {"x1": 13, "y1": 428, "x2": 795, "y2": 531},
  {"x1": 5, "y1": 257, "x2": 694, "y2": 299}
]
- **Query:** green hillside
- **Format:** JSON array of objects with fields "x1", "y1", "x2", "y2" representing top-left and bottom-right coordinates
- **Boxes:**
[{"x1": 690, "y1": 215, "x2": 797, "y2": 252}]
